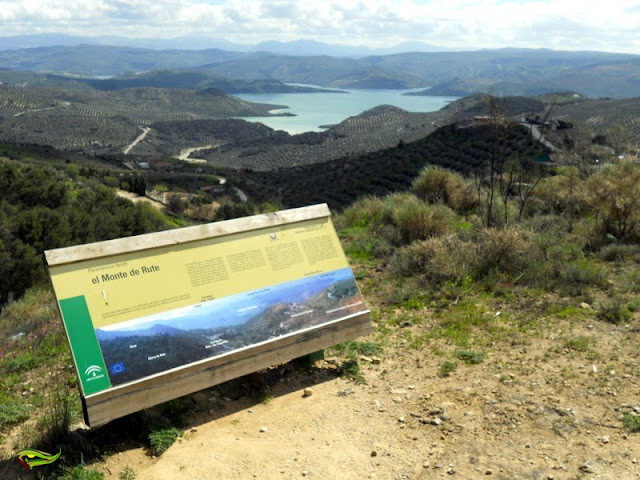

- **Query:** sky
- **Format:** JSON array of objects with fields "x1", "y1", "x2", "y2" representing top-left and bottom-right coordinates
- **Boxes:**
[{"x1": 0, "y1": 0, "x2": 639, "y2": 53}]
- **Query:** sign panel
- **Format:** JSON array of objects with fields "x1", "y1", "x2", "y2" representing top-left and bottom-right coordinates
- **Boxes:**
[{"x1": 45, "y1": 205, "x2": 371, "y2": 426}]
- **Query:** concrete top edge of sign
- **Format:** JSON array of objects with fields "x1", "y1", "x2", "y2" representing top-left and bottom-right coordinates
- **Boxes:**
[{"x1": 45, "y1": 203, "x2": 331, "y2": 267}]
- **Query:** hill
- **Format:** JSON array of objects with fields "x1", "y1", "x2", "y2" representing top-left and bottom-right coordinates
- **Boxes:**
[
  {"x1": 405, "y1": 55, "x2": 640, "y2": 98},
  {"x1": 0, "y1": 84, "x2": 286, "y2": 153},
  {"x1": 135, "y1": 105, "x2": 444, "y2": 168},
  {"x1": 225, "y1": 122, "x2": 549, "y2": 210},
  {"x1": 34, "y1": 70, "x2": 345, "y2": 94},
  {"x1": 2, "y1": 45, "x2": 640, "y2": 96}
]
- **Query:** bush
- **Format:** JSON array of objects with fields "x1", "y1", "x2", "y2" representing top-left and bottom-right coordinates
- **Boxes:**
[
  {"x1": 412, "y1": 165, "x2": 477, "y2": 212},
  {"x1": 564, "y1": 337, "x2": 590, "y2": 352},
  {"x1": 0, "y1": 401, "x2": 32, "y2": 427},
  {"x1": 384, "y1": 194, "x2": 456, "y2": 244},
  {"x1": 148, "y1": 427, "x2": 181, "y2": 455},
  {"x1": 340, "y1": 359, "x2": 366, "y2": 385},
  {"x1": 598, "y1": 244, "x2": 640, "y2": 263},
  {"x1": 59, "y1": 465, "x2": 105, "y2": 480},
  {"x1": 391, "y1": 235, "x2": 474, "y2": 284},
  {"x1": 454, "y1": 350, "x2": 484, "y2": 364},
  {"x1": 119, "y1": 466, "x2": 137, "y2": 480},
  {"x1": 439, "y1": 361, "x2": 458, "y2": 377},
  {"x1": 587, "y1": 162, "x2": 640, "y2": 242},
  {"x1": 339, "y1": 196, "x2": 385, "y2": 229},
  {"x1": 622, "y1": 413, "x2": 640, "y2": 432},
  {"x1": 597, "y1": 301, "x2": 632, "y2": 325},
  {"x1": 36, "y1": 389, "x2": 77, "y2": 447},
  {"x1": 474, "y1": 226, "x2": 534, "y2": 277},
  {"x1": 532, "y1": 168, "x2": 589, "y2": 217},
  {"x1": 558, "y1": 260, "x2": 607, "y2": 291},
  {"x1": 0, "y1": 287, "x2": 58, "y2": 341}
]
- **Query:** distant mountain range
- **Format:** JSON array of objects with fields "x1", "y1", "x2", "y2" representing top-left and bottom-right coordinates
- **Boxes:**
[
  {"x1": 1, "y1": 43, "x2": 639, "y2": 97},
  {"x1": 0, "y1": 34, "x2": 449, "y2": 56},
  {"x1": 96, "y1": 323, "x2": 186, "y2": 342}
]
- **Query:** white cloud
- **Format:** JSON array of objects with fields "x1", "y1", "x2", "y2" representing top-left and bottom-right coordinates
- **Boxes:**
[{"x1": 0, "y1": 0, "x2": 638, "y2": 53}]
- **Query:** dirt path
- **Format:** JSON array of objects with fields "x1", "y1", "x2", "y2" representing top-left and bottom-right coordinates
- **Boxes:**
[
  {"x1": 14, "y1": 107, "x2": 56, "y2": 117},
  {"x1": 115, "y1": 189, "x2": 165, "y2": 210},
  {"x1": 123, "y1": 127, "x2": 151, "y2": 155},
  {"x1": 177, "y1": 145, "x2": 214, "y2": 162},
  {"x1": 233, "y1": 186, "x2": 248, "y2": 203},
  {"x1": 99, "y1": 314, "x2": 640, "y2": 480}
]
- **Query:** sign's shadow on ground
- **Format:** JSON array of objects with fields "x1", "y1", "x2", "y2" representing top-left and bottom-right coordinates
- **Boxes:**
[
  {"x1": 100, "y1": 359, "x2": 345, "y2": 453},
  {"x1": 0, "y1": 359, "x2": 345, "y2": 477}
]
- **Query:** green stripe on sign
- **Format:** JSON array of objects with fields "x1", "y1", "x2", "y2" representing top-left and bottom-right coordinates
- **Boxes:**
[{"x1": 59, "y1": 296, "x2": 111, "y2": 395}]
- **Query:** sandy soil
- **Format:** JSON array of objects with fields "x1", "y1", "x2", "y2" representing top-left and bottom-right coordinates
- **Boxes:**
[{"x1": 115, "y1": 190, "x2": 165, "y2": 210}]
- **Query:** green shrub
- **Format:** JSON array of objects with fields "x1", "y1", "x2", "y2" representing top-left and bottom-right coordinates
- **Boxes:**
[
  {"x1": 0, "y1": 401, "x2": 32, "y2": 427},
  {"x1": 622, "y1": 413, "x2": 640, "y2": 432},
  {"x1": 564, "y1": 337, "x2": 590, "y2": 352},
  {"x1": 340, "y1": 359, "x2": 366, "y2": 385},
  {"x1": 341, "y1": 229, "x2": 391, "y2": 260},
  {"x1": 119, "y1": 466, "x2": 137, "y2": 480},
  {"x1": 333, "y1": 341, "x2": 382, "y2": 359},
  {"x1": 34, "y1": 388, "x2": 79, "y2": 449},
  {"x1": 598, "y1": 244, "x2": 640, "y2": 262},
  {"x1": 439, "y1": 361, "x2": 458, "y2": 377},
  {"x1": 597, "y1": 301, "x2": 632, "y2": 325},
  {"x1": 454, "y1": 350, "x2": 484, "y2": 365},
  {"x1": 59, "y1": 465, "x2": 105, "y2": 480},
  {"x1": 624, "y1": 270, "x2": 640, "y2": 293},
  {"x1": 557, "y1": 260, "x2": 607, "y2": 292},
  {"x1": 525, "y1": 214, "x2": 571, "y2": 236},
  {"x1": 148, "y1": 427, "x2": 181, "y2": 455},
  {"x1": 0, "y1": 287, "x2": 58, "y2": 339},
  {"x1": 546, "y1": 243, "x2": 584, "y2": 263},
  {"x1": 627, "y1": 299, "x2": 640, "y2": 312},
  {"x1": 532, "y1": 169, "x2": 589, "y2": 217},
  {"x1": 587, "y1": 162, "x2": 640, "y2": 242}
]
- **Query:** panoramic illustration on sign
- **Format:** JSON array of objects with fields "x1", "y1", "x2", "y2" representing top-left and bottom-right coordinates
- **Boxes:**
[
  {"x1": 46, "y1": 208, "x2": 369, "y2": 400},
  {"x1": 96, "y1": 267, "x2": 363, "y2": 386}
]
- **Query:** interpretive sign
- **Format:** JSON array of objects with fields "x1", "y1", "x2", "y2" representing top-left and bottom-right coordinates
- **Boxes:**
[{"x1": 45, "y1": 204, "x2": 371, "y2": 427}]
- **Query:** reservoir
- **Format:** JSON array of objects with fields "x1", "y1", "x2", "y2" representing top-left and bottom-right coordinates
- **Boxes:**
[{"x1": 236, "y1": 86, "x2": 458, "y2": 134}]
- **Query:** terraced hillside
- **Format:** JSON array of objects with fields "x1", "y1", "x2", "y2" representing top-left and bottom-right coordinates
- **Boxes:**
[
  {"x1": 0, "y1": 85, "x2": 283, "y2": 153},
  {"x1": 91, "y1": 104, "x2": 452, "y2": 168},
  {"x1": 1, "y1": 85, "x2": 636, "y2": 166},
  {"x1": 553, "y1": 97, "x2": 640, "y2": 136},
  {"x1": 222, "y1": 122, "x2": 550, "y2": 210}
]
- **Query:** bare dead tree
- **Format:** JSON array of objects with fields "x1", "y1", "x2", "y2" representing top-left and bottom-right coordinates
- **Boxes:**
[{"x1": 482, "y1": 94, "x2": 507, "y2": 227}]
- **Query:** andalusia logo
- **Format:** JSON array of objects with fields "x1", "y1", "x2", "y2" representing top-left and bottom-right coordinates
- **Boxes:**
[
  {"x1": 15, "y1": 448, "x2": 61, "y2": 470},
  {"x1": 84, "y1": 364, "x2": 105, "y2": 381}
]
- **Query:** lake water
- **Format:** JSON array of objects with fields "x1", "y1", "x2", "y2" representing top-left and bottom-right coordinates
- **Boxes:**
[{"x1": 236, "y1": 86, "x2": 458, "y2": 134}]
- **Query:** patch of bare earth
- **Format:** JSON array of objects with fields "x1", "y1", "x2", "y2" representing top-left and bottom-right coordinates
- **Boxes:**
[
  {"x1": 115, "y1": 190, "x2": 165, "y2": 210},
  {"x1": 94, "y1": 310, "x2": 640, "y2": 480}
]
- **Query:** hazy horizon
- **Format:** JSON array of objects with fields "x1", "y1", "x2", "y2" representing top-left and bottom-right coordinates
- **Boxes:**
[{"x1": 0, "y1": 0, "x2": 638, "y2": 55}]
